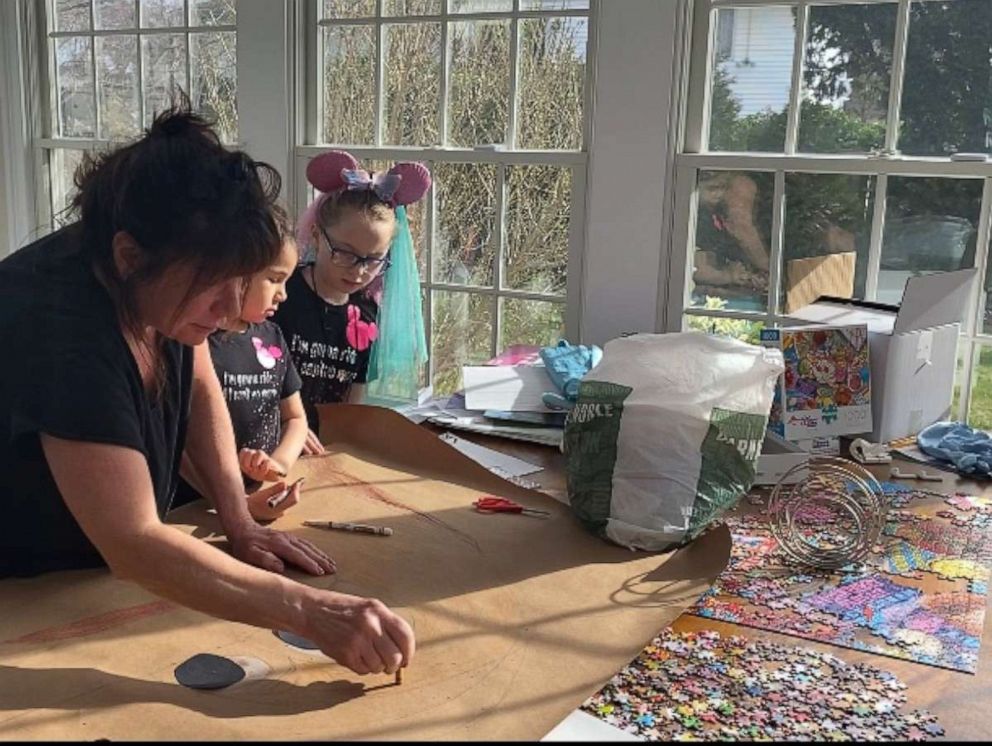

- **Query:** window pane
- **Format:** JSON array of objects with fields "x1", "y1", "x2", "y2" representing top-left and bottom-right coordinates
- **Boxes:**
[
  {"x1": 781, "y1": 173, "x2": 875, "y2": 313},
  {"x1": 384, "y1": 0, "x2": 441, "y2": 14},
  {"x1": 900, "y1": 0, "x2": 992, "y2": 157},
  {"x1": 322, "y1": 25, "x2": 376, "y2": 145},
  {"x1": 450, "y1": 0, "x2": 512, "y2": 12},
  {"x1": 142, "y1": 34, "x2": 187, "y2": 128},
  {"x1": 521, "y1": 0, "x2": 588, "y2": 9},
  {"x1": 434, "y1": 162, "x2": 497, "y2": 287},
  {"x1": 190, "y1": 32, "x2": 238, "y2": 143},
  {"x1": 48, "y1": 148, "x2": 85, "y2": 227},
  {"x1": 878, "y1": 177, "x2": 982, "y2": 305},
  {"x1": 94, "y1": 0, "x2": 135, "y2": 29},
  {"x1": 683, "y1": 314, "x2": 764, "y2": 344},
  {"x1": 517, "y1": 16, "x2": 586, "y2": 149},
  {"x1": 691, "y1": 170, "x2": 773, "y2": 313},
  {"x1": 505, "y1": 164, "x2": 571, "y2": 294},
  {"x1": 500, "y1": 298, "x2": 565, "y2": 350},
  {"x1": 322, "y1": 0, "x2": 376, "y2": 19},
  {"x1": 96, "y1": 35, "x2": 139, "y2": 140},
  {"x1": 431, "y1": 290, "x2": 493, "y2": 396},
  {"x1": 708, "y1": 7, "x2": 796, "y2": 152},
  {"x1": 968, "y1": 345, "x2": 992, "y2": 429},
  {"x1": 190, "y1": 0, "x2": 236, "y2": 26},
  {"x1": 56, "y1": 37, "x2": 95, "y2": 138},
  {"x1": 140, "y1": 0, "x2": 184, "y2": 28},
  {"x1": 384, "y1": 24, "x2": 441, "y2": 146},
  {"x1": 448, "y1": 20, "x2": 510, "y2": 147},
  {"x1": 55, "y1": 0, "x2": 91, "y2": 31},
  {"x1": 799, "y1": 3, "x2": 894, "y2": 154}
]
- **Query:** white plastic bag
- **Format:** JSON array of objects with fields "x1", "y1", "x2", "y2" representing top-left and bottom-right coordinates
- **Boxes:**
[{"x1": 563, "y1": 332, "x2": 784, "y2": 551}]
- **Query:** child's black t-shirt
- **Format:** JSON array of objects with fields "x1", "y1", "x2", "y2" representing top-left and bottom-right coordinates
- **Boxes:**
[
  {"x1": 208, "y1": 321, "x2": 302, "y2": 455},
  {"x1": 271, "y1": 265, "x2": 379, "y2": 434},
  {"x1": 0, "y1": 226, "x2": 193, "y2": 577}
]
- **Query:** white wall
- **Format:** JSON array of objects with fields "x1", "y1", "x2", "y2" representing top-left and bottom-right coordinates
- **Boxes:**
[{"x1": 579, "y1": 0, "x2": 687, "y2": 345}]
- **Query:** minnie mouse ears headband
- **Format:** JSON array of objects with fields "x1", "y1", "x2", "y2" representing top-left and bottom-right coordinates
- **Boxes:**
[{"x1": 305, "y1": 150, "x2": 431, "y2": 208}]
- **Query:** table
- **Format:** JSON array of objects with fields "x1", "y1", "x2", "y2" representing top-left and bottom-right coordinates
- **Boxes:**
[
  {"x1": 0, "y1": 408, "x2": 727, "y2": 740},
  {"x1": 449, "y1": 428, "x2": 991, "y2": 741}
]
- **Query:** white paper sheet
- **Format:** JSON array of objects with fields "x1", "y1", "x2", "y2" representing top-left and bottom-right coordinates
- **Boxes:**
[
  {"x1": 462, "y1": 365, "x2": 554, "y2": 413},
  {"x1": 438, "y1": 431, "x2": 543, "y2": 477}
]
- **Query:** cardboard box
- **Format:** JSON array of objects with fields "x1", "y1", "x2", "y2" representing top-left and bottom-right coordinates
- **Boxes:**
[
  {"x1": 755, "y1": 432, "x2": 809, "y2": 485},
  {"x1": 787, "y1": 269, "x2": 977, "y2": 443}
]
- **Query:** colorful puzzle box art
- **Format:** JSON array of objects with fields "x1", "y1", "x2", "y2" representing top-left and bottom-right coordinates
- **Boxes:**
[
  {"x1": 762, "y1": 324, "x2": 872, "y2": 441},
  {"x1": 690, "y1": 486, "x2": 992, "y2": 673}
]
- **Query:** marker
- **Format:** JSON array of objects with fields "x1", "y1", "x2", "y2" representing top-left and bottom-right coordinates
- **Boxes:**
[
  {"x1": 267, "y1": 477, "x2": 305, "y2": 508},
  {"x1": 303, "y1": 520, "x2": 394, "y2": 536}
]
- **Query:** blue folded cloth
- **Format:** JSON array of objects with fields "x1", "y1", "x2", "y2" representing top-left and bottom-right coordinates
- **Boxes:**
[
  {"x1": 917, "y1": 421, "x2": 992, "y2": 478},
  {"x1": 539, "y1": 340, "x2": 603, "y2": 404}
]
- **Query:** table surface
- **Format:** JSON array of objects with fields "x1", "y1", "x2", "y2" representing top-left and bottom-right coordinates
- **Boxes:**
[{"x1": 435, "y1": 425, "x2": 992, "y2": 741}]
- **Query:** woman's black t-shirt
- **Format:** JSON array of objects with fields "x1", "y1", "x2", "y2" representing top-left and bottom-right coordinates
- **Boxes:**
[
  {"x1": 271, "y1": 265, "x2": 378, "y2": 435},
  {"x1": 0, "y1": 226, "x2": 193, "y2": 577}
]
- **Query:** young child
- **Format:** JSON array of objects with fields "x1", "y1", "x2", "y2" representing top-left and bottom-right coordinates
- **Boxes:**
[
  {"x1": 180, "y1": 225, "x2": 309, "y2": 521},
  {"x1": 273, "y1": 150, "x2": 431, "y2": 453}
]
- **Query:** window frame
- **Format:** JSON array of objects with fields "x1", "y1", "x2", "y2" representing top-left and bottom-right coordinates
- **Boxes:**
[
  {"x1": 297, "y1": 0, "x2": 594, "y2": 389},
  {"x1": 667, "y1": 0, "x2": 992, "y2": 422}
]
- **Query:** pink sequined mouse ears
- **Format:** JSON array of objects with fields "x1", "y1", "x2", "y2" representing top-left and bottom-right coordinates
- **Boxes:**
[{"x1": 304, "y1": 150, "x2": 432, "y2": 208}]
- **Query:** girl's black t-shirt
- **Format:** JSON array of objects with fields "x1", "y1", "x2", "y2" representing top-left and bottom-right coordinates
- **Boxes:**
[
  {"x1": 0, "y1": 226, "x2": 193, "y2": 577},
  {"x1": 207, "y1": 320, "x2": 302, "y2": 454},
  {"x1": 271, "y1": 265, "x2": 378, "y2": 435}
]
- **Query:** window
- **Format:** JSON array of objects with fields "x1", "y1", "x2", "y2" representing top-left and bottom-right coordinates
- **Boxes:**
[
  {"x1": 671, "y1": 0, "x2": 992, "y2": 426},
  {"x1": 42, "y1": 0, "x2": 238, "y2": 226},
  {"x1": 300, "y1": 0, "x2": 591, "y2": 395}
]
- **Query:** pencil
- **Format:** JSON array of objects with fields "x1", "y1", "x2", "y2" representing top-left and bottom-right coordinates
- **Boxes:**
[
  {"x1": 395, "y1": 667, "x2": 403, "y2": 685},
  {"x1": 267, "y1": 477, "x2": 305, "y2": 508},
  {"x1": 303, "y1": 520, "x2": 394, "y2": 536}
]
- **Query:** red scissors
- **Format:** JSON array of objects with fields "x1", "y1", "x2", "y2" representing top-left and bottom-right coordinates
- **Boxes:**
[{"x1": 473, "y1": 496, "x2": 551, "y2": 518}]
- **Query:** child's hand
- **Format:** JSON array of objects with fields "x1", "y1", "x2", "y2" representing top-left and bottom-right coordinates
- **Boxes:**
[
  {"x1": 302, "y1": 428, "x2": 326, "y2": 456},
  {"x1": 247, "y1": 479, "x2": 303, "y2": 522},
  {"x1": 239, "y1": 448, "x2": 287, "y2": 483}
]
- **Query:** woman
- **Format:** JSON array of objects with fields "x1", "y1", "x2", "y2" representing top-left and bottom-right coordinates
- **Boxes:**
[{"x1": 0, "y1": 104, "x2": 412, "y2": 678}]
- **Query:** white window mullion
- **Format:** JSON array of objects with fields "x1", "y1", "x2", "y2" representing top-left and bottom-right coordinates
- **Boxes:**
[
  {"x1": 88, "y1": 0, "x2": 100, "y2": 138},
  {"x1": 507, "y1": 0, "x2": 520, "y2": 148},
  {"x1": 959, "y1": 341, "x2": 978, "y2": 422},
  {"x1": 309, "y1": 0, "x2": 322, "y2": 147},
  {"x1": 183, "y1": 0, "x2": 191, "y2": 96},
  {"x1": 423, "y1": 157, "x2": 435, "y2": 367},
  {"x1": 965, "y1": 177, "x2": 992, "y2": 338},
  {"x1": 565, "y1": 161, "x2": 585, "y2": 341},
  {"x1": 438, "y1": 4, "x2": 449, "y2": 145},
  {"x1": 666, "y1": 163, "x2": 697, "y2": 332},
  {"x1": 375, "y1": 0, "x2": 384, "y2": 146},
  {"x1": 783, "y1": 2, "x2": 807, "y2": 155},
  {"x1": 134, "y1": 0, "x2": 144, "y2": 129},
  {"x1": 864, "y1": 172, "x2": 888, "y2": 300},
  {"x1": 767, "y1": 170, "x2": 785, "y2": 315},
  {"x1": 493, "y1": 162, "x2": 507, "y2": 356},
  {"x1": 883, "y1": 0, "x2": 911, "y2": 155}
]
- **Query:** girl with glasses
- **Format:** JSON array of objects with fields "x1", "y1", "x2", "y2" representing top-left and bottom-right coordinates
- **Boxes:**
[{"x1": 273, "y1": 151, "x2": 431, "y2": 453}]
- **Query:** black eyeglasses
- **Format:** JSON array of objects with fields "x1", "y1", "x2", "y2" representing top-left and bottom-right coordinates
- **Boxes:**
[{"x1": 318, "y1": 225, "x2": 391, "y2": 273}]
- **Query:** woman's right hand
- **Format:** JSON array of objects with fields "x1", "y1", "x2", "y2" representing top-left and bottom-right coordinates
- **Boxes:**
[
  {"x1": 302, "y1": 428, "x2": 326, "y2": 456},
  {"x1": 301, "y1": 590, "x2": 415, "y2": 676}
]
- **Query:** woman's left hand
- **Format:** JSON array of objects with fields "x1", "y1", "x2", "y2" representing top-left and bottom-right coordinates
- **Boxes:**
[{"x1": 226, "y1": 511, "x2": 336, "y2": 576}]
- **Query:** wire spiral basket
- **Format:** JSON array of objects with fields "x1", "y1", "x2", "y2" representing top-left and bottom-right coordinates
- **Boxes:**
[{"x1": 766, "y1": 457, "x2": 888, "y2": 570}]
